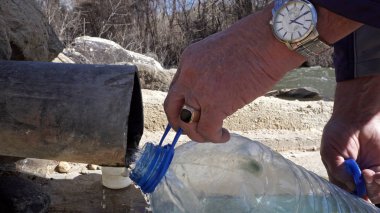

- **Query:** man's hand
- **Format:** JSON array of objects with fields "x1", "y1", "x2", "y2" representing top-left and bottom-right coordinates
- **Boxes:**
[
  {"x1": 321, "y1": 76, "x2": 380, "y2": 203},
  {"x1": 164, "y1": 6, "x2": 305, "y2": 143},
  {"x1": 164, "y1": 4, "x2": 360, "y2": 143}
]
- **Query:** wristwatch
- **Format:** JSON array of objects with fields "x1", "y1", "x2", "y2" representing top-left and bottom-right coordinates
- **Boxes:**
[{"x1": 270, "y1": 0, "x2": 331, "y2": 58}]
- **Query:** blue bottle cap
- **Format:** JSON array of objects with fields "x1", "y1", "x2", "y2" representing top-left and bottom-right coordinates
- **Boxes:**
[
  {"x1": 344, "y1": 158, "x2": 367, "y2": 197},
  {"x1": 130, "y1": 124, "x2": 182, "y2": 193}
]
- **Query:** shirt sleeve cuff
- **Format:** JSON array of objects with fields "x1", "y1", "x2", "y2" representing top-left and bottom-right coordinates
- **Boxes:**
[{"x1": 310, "y1": 0, "x2": 380, "y2": 29}]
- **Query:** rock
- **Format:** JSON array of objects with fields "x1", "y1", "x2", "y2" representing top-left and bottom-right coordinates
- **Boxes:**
[
  {"x1": 55, "y1": 36, "x2": 174, "y2": 91},
  {"x1": 63, "y1": 36, "x2": 163, "y2": 68},
  {"x1": 0, "y1": 0, "x2": 63, "y2": 61},
  {"x1": 56, "y1": 161, "x2": 71, "y2": 173},
  {"x1": 307, "y1": 146, "x2": 318, "y2": 151},
  {"x1": 87, "y1": 164, "x2": 98, "y2": 170},
  {"x1": 0, "y1": 175, "x2": 50, "y2": 212},
  {"x1": 266, "y1": 87, "x2": 322, "y2": 101},
  {"x1": 133, "y1": 63, "x2": 175, "y2": 92},
  {"x1": 0, "y1": 19, "x2": 11, "y2": 60},
  {"x1": 52, "y1": 53, "x2": 75, "y2": 63}
]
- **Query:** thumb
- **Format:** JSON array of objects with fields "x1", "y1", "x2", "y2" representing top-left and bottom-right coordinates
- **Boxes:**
[{"x1": 323, "y1": 156, "x2": 356, "y2": 192}]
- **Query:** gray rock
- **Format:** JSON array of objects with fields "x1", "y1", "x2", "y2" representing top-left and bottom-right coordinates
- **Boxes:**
[
  {"x1": 0, "y1": 0, "x2": 63, "y2": 61},
  {"x1": 55, "y1": 36, "x2": 174, "y2": 91},
  {"x1": 51, "y1": 53, "x2": 75, "y2": 63},
  {"x1": 0, "y1": 19, "x2": 11, "y2": 60},
  {"x1": 132, "y1": 63, "x2": 174, "y2": 92},
  {"x1": 0, "y1": 175, "x2": 50, "y2": 212},
  {"x1": 266, "y1": 87, "x2": 322, "y2": 101},
  {"x1": 64, "y1": 36, "x2": 164, "y2": 68}
]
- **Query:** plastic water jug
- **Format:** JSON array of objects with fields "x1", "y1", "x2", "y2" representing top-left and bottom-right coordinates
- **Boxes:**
[{"x1": 130, "y1": 133, "x2": 378, "y2": 212}]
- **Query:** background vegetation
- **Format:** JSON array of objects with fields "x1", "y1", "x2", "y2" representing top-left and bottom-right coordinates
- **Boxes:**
[{"x1": 34, "y1": 0, "x2": 271, "y2": 67}]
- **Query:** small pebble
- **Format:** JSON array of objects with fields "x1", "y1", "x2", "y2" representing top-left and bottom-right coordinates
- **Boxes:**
[
  {"x1": 306, "y1": 146, "x2": 318, "y2": 151},
  {"x1": 87, "y1": 164, "x2": 98, "y2": 170},
  {"x1": 56, "y1": 161, "x2": 71, "y2": 173}
]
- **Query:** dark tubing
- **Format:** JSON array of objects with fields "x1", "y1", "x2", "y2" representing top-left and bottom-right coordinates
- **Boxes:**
[{"x1": 0, "y1": 61, "x2": 143, "y2": 166}]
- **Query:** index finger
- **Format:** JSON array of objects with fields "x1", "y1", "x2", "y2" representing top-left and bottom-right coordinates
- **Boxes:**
[
  {"x1": 196, "y1": 108, "x2": 230, "y2": 143},
  {"x1": 164, "y1": 85, "x2": 184, "y2": 131}
]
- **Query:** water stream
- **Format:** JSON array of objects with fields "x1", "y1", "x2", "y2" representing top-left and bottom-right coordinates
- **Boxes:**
[{"x1": 273, "y1": 66, "x2": 336, "y2": 100}]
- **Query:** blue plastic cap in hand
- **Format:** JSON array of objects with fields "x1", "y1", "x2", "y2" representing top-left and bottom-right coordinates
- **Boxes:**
[
  {"x1": 344, "y1": 158, "x2": 367, "y2": 197},
  {"x1": 129, "y1": 124, "x2": 182, "y2": 194}
]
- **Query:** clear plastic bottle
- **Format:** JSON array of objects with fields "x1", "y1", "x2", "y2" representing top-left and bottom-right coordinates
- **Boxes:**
[{"x1": 131, "y1": 134, "x2": 379, "y2": 213}]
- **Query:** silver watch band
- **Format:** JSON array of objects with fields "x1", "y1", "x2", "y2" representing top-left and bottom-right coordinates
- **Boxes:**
[{"x1": 296, "y1": 38, "x2": 331, "y2": 58}]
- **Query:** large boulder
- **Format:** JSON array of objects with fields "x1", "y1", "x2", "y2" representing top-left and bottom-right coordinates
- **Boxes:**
[
  {"x1": 55, "y1": 36, "x2": 174, "y2": 91},
  {"x1": 63, "y1": 36, "x2": 163, "y2": 68},
  {"x1": 0, "y1": 0, "x2": 63, "y2": 61},
  {"x1": 119, "y1": 63, "x2": 176, "y2": 92}
]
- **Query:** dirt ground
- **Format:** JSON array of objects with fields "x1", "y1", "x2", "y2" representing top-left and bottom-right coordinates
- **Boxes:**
[{"x1": 0, "y1": 89, "x2": 333, "y2": 212}]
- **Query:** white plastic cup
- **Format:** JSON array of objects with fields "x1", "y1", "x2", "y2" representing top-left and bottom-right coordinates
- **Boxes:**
[{"x1": 101, "y1": 166, "x2": 132, "y2": 189}]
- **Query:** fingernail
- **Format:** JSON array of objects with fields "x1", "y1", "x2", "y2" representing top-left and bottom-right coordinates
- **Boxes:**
[{"x1": 375, "y1": 179, "x2": 380, "y2": 185}]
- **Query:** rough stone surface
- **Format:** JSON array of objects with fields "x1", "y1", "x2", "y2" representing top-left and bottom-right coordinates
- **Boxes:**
[
  {"x1": 134, "y1": 63, "x2": 175, "y2": 91},
  {"x1": 51, "y1": 53, "x2": 75, "y2": 63},
  {"x1": 56, "y1": 162, "x2": 71, "y2": 173},
  {"x1": 53, "y1": 36, "x2": 174, "y2": 91},
  {"x1": 0, "y1": 175, "x2": 50, "y2": 212},
  {"x1": 0, "y1": 18, "x2": 11, "y2": 60},
  {"x1": 0, "y1": 0, "x2": 63, "y2": 61},
  {"x1": 63, "y1": 36, "x2": 163, "y2": 67}
]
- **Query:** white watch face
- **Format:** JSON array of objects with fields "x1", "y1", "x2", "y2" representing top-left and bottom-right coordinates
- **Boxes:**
[{"x1": 273, "y1": 1, "x2": 315, "y2": 42}]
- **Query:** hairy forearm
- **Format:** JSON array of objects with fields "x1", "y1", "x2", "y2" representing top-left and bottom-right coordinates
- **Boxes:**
[{"x1": 333, "y1": 76, "x2": 380, "y2": 123}]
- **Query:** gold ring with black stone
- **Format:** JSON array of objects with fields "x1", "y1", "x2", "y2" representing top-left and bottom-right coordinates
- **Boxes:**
[{"x1": 180, "y1": 105, "x2": 200, "y2": 123}]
